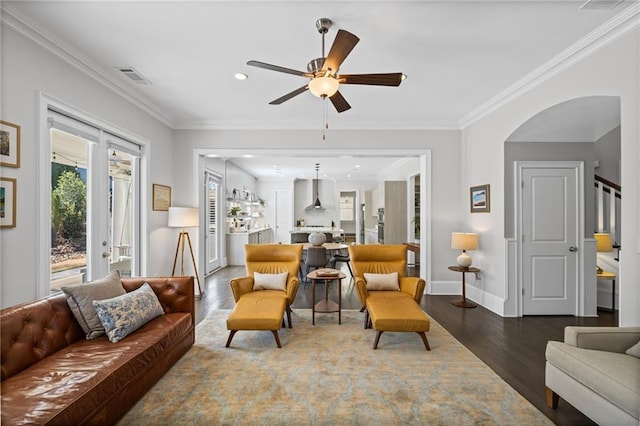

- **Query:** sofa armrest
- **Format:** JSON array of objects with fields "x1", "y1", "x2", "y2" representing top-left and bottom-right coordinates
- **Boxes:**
[
  {"x1": 399, "y1": 277, "x2": 426, "y2": 304},
  {"x1": 564, "y1": 326, "x2": 640, "y2": 353},
  {"x1": 121, "y1": 276, "x2": 195, "y2": 327},
  {"x1": 229, "y1": 276, "x2": 254, "y2": 302}
]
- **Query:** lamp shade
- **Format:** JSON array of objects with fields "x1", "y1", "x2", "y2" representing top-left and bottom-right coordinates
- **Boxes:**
[
  {"x1": 451, "y1": 233, "x2": 478, "y2": 251},
  {"x1": 168, "y1": 207, "x2": 199, "y2": 228},
  {"x1": 308, "y1": 76, "x2": 339, "y2": 98},
  {"x1": 594, "y1": 233, "x2": 613, "y2": 252}
]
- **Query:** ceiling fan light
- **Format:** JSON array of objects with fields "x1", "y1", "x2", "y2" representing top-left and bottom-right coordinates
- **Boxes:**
[{"x1": 308, "y1": 76, "x2": 339, "y2": 98}]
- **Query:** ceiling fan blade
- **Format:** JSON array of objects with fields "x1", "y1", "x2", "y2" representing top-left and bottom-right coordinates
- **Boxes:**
[
  {"x1": 329, "y1": 91, "x2": 351, "y2": 113},
  {"x1": 269, "y1": 85, "x2": 309, "y2": 105},
  {"x1": 339, "y1": 73, "x2": 404, "y2": 86},
  {"x1": 247, "y1": 60, "x2": 311, "y2": 77},
  {"x1": 322, "y1": 30, "x2": 360, "y2": 74}
]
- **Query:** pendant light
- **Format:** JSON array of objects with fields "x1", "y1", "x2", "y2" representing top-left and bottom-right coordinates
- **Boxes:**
[{"x1": 314, "y1": 163, "x2": 322, "y2": 209}]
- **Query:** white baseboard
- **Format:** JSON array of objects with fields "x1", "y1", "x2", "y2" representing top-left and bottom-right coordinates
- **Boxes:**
[
  {"x1": 428, "y1": 280, "x2": 461, "y2": 295},
  {"x1": 427, "y1": 280, "x2": 506, "y2": 316}
]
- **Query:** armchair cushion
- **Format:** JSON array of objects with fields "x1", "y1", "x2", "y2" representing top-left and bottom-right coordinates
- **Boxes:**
[
  {"x1": 364, "y1": 272, "x2": 399, "y2": 291},
  {"x1": 253, "y1": 272, "x2": 288, "y2": 291}
]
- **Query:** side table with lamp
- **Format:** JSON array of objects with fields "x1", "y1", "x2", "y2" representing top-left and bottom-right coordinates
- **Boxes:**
[
  {"x1": 450, "y1": 232, "x2": 479, "y2": 308},
  {"x1": 594, "y1": 233, "x2": 617, "y2": 312}
]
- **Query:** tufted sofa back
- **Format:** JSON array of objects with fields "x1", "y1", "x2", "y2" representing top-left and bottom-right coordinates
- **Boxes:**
[
  {"x1": 1, "y1": 294, "x2": 84, "y2": 381},
  {"x1": 1, "y1": 276, "x2": 194, "y2": 382}
]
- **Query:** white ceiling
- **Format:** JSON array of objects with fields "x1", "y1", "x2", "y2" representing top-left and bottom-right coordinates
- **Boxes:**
[{"x1": 3, "y1": 0, "x2": 635, "y2": 179}]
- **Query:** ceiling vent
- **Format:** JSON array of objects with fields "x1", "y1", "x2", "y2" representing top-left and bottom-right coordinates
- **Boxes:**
[
  {"x1": 116, "y1": 67, "x2": 151, "y2": 85},
  {"x1": 579, "y1": 0, "x2": 624, "y2": 10}
]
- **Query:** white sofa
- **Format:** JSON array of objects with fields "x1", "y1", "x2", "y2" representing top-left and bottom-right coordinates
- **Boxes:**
[{"x1": 545, "y1": 326, "x2": 640, "y2": 425}]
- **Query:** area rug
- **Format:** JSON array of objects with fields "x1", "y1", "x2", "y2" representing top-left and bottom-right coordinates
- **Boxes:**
[{"x1": 119, "y1": 309, "x2": 552, "y2": 425}]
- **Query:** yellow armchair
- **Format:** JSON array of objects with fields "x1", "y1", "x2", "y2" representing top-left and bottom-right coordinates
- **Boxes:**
[
  {"x1": 349, "y1": 244, "x2": 426, "y2": 309},
  {"x1": 229, "y1": 244, "x2": 303, "y2": 328},
  {"x1": 348, "y1": 244, "x2": 430, "y2": 350}
]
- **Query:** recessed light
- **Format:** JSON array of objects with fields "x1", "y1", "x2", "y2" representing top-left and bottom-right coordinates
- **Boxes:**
[
  {"x1": 234, "y1": 73, "x2": 248, "y2": 80},
  {"x1": 347, "y1": 174, "x2": 352, "y2": 178},
  {"x1": 355, "y1": 164, "x2": 361, "y2": 168},
  {"x1": 242, "y1": 154, "x2": 253, "y2": 158}
]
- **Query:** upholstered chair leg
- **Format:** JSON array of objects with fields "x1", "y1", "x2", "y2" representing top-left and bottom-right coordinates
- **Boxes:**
[
  {"x1": 286, "y1": 305, "x2": 293, "y2": 328},
  {"x1": 373, "y1": 331, "x2": 384, "y2": 349},
  {"x1": 417, "y1": 332, "x2": 431, "y2": 351},
  {"x1": 225, "y1": 330, "x2": 238, "y2": 348},
  {"x1": 364, "y1": 310, "x2": 369, "y2": 329},
  {"x1": 546, "y1": 387, "x2": 559, "y2": 409},
  {"x1": 272, "y1": 330, "x2": 282, "y2": 348}
]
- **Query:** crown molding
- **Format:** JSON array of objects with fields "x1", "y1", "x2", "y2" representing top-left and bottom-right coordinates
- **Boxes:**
[
  {"x1": 459, "y1": 2, "x2": 640, "y2": 129},
  {"x1": 173, "y1": 121, "x2": 461, "y2": 131},
  {"x1": 1, "y1": 4, "x2": 176, "y2": 129}
]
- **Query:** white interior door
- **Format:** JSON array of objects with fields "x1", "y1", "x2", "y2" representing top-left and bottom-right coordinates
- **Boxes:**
[
  {"x1": 204, "y1": 170, "x2": 221, "y2": 273},
  {"x1": 519, "y1": 163, "x2": 581, "y2": 315},
  {"x1": 275, "y1": 189, "x2": 292, "y2": 243}
]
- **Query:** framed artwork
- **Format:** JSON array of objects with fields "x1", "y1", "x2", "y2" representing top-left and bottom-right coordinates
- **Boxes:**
[
  {"x1": 470, "y1": 184, "x2": 490, "y2": 213},
  {"x1": 0, "y1": 177, "x2": 17, "y2": 228},
  {"x1": 153, "y1": 184, "x2": 171, "y2": 211},
  {"x1": 0, "y1": 120, "x2": 21, "y2": 168}
]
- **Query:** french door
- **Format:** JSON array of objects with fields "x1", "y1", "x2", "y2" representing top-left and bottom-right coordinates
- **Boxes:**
[
  {"x1": 47, "y1": 109, "x2": 141, "y2": 290},
  {"x1": 204, "y1": 170, "x2": 221, "y2": 274}
]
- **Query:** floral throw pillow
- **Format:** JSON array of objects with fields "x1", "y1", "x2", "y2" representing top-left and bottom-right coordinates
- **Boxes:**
[{"x1": 93, "y1": 283, "x2": 164, "y2": 343}]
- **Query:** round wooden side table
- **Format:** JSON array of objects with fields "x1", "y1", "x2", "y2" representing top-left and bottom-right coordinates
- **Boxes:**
[
  {"x1": 307, "y1": 268, "x2": 346, "y2": 325},
  {"x1": 448, "y1": 265, "x2": 480, "y2": 308}
]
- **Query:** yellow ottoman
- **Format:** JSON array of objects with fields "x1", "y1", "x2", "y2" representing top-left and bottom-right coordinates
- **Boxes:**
[
  {"x1": 366, "y1": 292, "x2": 431, "y2": 350},
  {"x1": 226, "y1": 292, "x2": 287, "y2": 348}
]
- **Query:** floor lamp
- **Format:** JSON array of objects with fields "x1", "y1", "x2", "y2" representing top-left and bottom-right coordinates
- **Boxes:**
[{"x1": 168, "y1": 207, "x2": 204, "y2": 297}]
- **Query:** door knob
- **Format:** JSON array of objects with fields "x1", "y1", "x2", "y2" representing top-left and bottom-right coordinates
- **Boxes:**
[{"x1": 569, "y1": 246, "x2": 578, "y2": 252}]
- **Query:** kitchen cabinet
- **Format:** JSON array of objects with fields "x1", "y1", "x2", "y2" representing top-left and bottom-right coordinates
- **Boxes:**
[
  {"x1": 382, "y1": 181, "x2": 407, "y2": 244},
  {"x1": 364, "y1": 228, "x2": 378, "y2": 245},
  {"x1": 226, "y1": 227, "x2": 273, "y2": 265}
]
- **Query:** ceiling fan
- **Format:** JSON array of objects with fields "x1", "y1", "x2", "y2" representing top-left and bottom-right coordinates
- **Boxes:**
[{"x1": 247, "y1": 18, "x2": 405, "y2": 113}]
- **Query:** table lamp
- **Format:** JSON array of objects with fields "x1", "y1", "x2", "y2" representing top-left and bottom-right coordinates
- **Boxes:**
[
  {"x1": 168, "y1": 207, "x2": 203, "y2": 297},
  {"x1": 451, "y1": 232, "x2": 478, "y2": 268},
  {"x1": 594, "y1": 233, "x2": 613, "y2": 274}
]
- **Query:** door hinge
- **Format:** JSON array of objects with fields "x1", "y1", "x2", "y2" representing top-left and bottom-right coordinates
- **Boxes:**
[
  {"x1": 521, "y1": 180, "x2": 525, "y2": 188},
  {"x1": 522, "y1": 288, "x2": 525, "y2": 296}
]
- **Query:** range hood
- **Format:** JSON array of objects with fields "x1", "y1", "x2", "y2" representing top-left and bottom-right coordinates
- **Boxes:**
[{"x1": 305, "y1": 178, "x2": 325, "y2": 211}]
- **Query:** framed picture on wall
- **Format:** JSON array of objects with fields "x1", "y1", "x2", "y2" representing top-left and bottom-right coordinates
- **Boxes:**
[
  {"x1": 0, "y1": 120, "x2": 21, "y2": 168},
  {"x1": 153, "y1": 184, "x2": 171, "y2": 211},
  {"x1": 0, "y1": 177, "x2": 17, "y2": 228},
  {"x1": 470, "y1": 184, "x2": 490, "y2": 213}
]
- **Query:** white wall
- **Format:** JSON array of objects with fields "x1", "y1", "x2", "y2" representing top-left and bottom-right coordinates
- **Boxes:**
[
  {"x1": 462, "y1": 27, "x2": 640, "y2": 325},
  {"x1": 172, "y1": 129, "x2": 462, "y2": 284},
  {"x1": 0, "y1": 23, "x2": 175, "y2": 307}
]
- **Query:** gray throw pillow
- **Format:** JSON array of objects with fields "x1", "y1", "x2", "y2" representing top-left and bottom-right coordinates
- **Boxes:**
[
  {"x1": 61, "y1": 270, "x2": 125, "y2": 339},
  {"x1": 626, "y1": 341, "x2": 640, "y2": 358}
]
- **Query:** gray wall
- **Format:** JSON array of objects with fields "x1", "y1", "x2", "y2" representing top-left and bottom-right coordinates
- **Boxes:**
[{"x1": 594, "y1": 126, "x2": 621, "y2": 184}]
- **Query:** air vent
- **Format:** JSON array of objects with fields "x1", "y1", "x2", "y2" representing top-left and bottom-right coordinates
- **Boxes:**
[
  {"x1": 579, "y1": 0, "x2": 624, "y2": 10},
  {"x1": 116, "y1": 67, "x2": 151, "y2": 85}
]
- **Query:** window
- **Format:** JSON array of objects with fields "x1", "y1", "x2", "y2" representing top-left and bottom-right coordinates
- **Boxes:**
[{"x1": 340, "y1": 192, "x2": 356, "y2": 222}]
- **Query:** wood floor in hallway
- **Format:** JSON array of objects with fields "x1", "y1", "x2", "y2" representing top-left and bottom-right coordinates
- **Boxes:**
[{"x1": 197, "y1": 265, "x2": 617, "y2": 425}]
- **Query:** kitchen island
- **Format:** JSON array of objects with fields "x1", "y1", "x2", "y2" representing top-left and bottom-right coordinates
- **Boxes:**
[
  {"x1": 227, "y1": 227, "x2": 273, "y2": 265},
  {"x1": 290, "y1": 227, "x2": 345, "y2": 243}
]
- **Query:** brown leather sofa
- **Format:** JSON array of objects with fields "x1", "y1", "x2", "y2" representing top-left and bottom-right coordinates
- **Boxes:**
[{"x1": 1, "y1": 276, "x2": 195, "y2": 425}]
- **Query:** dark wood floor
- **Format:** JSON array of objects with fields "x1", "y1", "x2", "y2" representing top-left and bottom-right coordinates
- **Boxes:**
[{"x1": 197, "y1": 265, "x2": 616, "y2": 425}]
